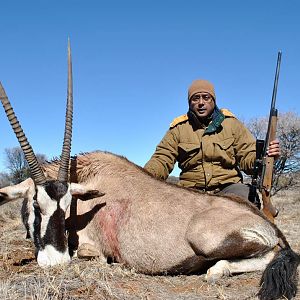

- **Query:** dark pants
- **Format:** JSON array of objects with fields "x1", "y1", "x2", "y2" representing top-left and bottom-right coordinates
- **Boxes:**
[{"x1": 217, "y1": 183, "x2": 261, "y2": 209}]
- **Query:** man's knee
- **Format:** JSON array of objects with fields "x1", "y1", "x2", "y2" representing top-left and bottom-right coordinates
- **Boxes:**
[{"x1": 218, "y1": 183, "x2": 261, "y2": 209}]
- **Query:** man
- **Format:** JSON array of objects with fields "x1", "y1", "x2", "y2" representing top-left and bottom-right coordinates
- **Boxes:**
[{"x1": 144, "y1": 79, "x2": 280, "y2": 207}]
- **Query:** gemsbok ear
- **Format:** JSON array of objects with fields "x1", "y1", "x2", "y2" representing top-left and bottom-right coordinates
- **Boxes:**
[
  {"x1": 69, "y1": 183, "x2": 105, "y2": 200},
  {"x1": 0, "y1": 178, "x2": 35, "y2": 205}
]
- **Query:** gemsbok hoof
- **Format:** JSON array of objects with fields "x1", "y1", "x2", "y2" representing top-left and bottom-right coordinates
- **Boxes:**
[{"x1": 206, "y1": 260, "x2": 231, "y2": 284}]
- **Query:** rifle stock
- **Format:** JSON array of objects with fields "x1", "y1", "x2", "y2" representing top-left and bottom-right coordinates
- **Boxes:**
[{"x1": 262, "y1": 156, "x2": 279, "y2": 223}]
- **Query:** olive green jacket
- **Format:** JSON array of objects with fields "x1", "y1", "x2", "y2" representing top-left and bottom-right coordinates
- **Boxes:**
[{"x1": 144, "y1": 109, "x2": 256, "y2": 189}]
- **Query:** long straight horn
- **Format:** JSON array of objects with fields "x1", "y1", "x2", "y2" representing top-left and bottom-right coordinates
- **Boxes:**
[
  {"x1": 0, "y1": 82, "x2": 47, "y2": 185},
  {"x1": 57, "y1": 39, "x2": 73, "y2": 183}
]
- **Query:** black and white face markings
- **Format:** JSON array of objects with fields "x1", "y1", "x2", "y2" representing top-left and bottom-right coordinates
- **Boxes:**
[{"x1": 30, "y1": 180, "x2": 72, "y2": 267}]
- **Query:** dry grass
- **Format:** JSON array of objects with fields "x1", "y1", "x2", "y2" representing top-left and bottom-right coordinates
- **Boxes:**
[{"x1": 0, "y1": 191, "x2": 299, "y2": 300}]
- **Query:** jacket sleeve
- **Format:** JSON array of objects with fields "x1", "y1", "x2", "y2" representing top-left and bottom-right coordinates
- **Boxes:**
[
  {"x1": 233, "y1": 119, "x2": 256, "y2": 175},
  {"x1": 144, "y1": 128, "x2": 179, "y2": 180}
]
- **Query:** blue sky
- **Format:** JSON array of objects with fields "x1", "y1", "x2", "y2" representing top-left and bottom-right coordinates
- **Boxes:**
[{"x1": 0, "y1": 0, "x2": 299, "y2": 177}]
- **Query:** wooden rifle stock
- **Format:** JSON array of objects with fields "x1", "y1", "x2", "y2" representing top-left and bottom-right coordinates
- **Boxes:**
[{"x1": 261, "y1": 114, "x2": 279, "y2": 222}]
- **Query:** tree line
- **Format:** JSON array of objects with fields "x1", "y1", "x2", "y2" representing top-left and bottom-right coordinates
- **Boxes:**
[
  {"x1": 1, "y1": 111, "x2": 300, "y2": 194},
  {"x1": 246, "y1": 111, "x2": 300, "y2": 194},
  {"x1": 0, "y1": 148, "x2": 47, "y2": 187}
]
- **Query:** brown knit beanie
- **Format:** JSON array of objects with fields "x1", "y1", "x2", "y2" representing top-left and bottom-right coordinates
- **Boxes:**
[{"x1": 188, "y1": 79, "x2": 216, "y2": 101}]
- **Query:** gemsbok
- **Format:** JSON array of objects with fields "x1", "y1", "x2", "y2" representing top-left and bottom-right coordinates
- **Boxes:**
[{"x1": 0, "y1": 43, "x2": 299, "y2": 300}]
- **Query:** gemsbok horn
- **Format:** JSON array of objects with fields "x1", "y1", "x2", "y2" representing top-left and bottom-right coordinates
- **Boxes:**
[{"x1": 0, "y1": 39, "x2": 103, "y2": 267}]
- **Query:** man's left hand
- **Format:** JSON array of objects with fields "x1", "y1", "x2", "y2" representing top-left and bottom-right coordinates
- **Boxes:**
[{"x1": 267, "y1": 139, "x2": 281, "y2": 159}]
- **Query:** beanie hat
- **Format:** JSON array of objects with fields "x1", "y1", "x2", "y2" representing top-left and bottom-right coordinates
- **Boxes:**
[{"x1": 188, "y1": 79, "x2": 216, "y2": 101}]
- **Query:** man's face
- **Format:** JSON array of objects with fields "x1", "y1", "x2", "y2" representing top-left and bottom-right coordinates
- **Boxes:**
[{"x1": 189, "y1": 92, "x2": 215, "y2": 119}]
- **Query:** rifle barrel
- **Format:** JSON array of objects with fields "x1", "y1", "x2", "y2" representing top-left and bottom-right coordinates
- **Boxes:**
[
  {"x1": 271, "y1": 51, "x2": 282, "y2": 110},
  {"x1": 263, "y1": 51, "x2": 282, "y2": 155}
]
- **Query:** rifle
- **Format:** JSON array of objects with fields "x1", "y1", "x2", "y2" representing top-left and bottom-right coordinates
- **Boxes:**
[{"x1": 250, "y1": 51, "x2": 282, "y2": 222}]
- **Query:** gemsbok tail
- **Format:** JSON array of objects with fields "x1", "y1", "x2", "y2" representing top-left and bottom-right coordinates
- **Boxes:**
[{"x1": 258, "y1": 247, "x2": 300, "y2": 300}]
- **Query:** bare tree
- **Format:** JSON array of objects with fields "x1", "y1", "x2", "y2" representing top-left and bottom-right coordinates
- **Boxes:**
[
  {"x1": 4, "y1": 147, "x2": 29, "y2": 184},
  {"x1": 247, "y1": 111, "x2": 300, "y2": 194},
  {"x1": 3, "y1": 147, "x2": 47, "y2": 184},
  {"x1": 0, "y1": 172, "x2": 11, "y2": 188}
]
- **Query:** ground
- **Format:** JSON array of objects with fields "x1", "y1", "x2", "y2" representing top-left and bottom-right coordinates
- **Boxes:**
[{"x1": 0, "y1": 190, "x2": 299, "y2": 300}]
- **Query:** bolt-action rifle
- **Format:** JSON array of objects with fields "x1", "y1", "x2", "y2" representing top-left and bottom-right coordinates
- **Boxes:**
[{"x1": 249, "y1": 51, "x2": 282, "y2": 223}]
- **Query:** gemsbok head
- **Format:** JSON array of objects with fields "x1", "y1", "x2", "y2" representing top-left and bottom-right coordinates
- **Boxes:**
[{"x1": 0, "y1": 40, "x2": 103, "y2": 267}]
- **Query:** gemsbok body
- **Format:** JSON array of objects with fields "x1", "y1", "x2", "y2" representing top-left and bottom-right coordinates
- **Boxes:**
[{"x1": 0, "y1": 44, "x2": 299, "y2": 300}]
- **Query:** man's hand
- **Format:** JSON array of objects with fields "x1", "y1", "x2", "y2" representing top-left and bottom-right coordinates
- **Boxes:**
[{"x1": 267, "y1": 139, "x2": 281, "y2": 159}]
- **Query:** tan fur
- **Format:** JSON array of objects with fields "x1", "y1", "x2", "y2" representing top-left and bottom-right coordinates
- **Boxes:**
[{"x1": 42, "y1": 151, "x2": 281, "y2": 275}]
